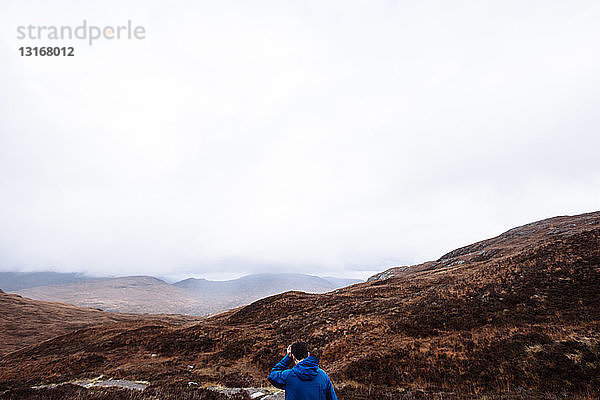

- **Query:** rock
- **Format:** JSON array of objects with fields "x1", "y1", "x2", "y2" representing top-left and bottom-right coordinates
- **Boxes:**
[
  {"x1": 71, "y1": 378, "x2": 149, "y2": 391},
  {"x1": 207, "y1": 387, "x2": 284, "y2": 399},
  {"x1": 262, "y1": 393, "x2": 285, "y2": 400},
  {"x1": 93, "y1": 379, "x2": 148, "y2": 391}
]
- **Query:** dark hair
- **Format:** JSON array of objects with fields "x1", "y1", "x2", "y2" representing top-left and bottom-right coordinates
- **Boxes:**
[{"x1": 291, "y1": 341, "x2": 309, "y2": 360}]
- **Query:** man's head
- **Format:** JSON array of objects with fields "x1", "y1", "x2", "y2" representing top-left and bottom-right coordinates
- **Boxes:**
[{"x1": 290, "y1": 341, "x2": 309, "y2": 364}]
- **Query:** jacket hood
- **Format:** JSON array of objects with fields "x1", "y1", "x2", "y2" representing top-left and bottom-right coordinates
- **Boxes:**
[{"x1": 292, "y1": 355, "x2": 319, "y2": 381}]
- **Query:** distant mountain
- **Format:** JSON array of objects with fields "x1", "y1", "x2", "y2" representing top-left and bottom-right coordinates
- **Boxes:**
[
  {"x1": 0, "y1": 271, "x2": 98, "y2": 292},
  {"x1": 321, "y1": 276, "x2": 362, "y2": 288},
  {"x1": 15, "y1": 273, "x2": 362, "y2": 316},
  {"x1": 175, "y1": 272, "x2": 338, "y2": 292},
  {"x1": 174, "y1": 273, "x2": 361, "y2": 312}
]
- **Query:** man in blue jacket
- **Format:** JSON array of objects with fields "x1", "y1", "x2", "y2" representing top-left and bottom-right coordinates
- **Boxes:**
[{"x1": 267, "y1": 341, "x2": 338, "y2": 400}]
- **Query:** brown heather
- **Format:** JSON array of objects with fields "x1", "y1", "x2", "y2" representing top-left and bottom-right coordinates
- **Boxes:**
[{"x1": 1, "y1": 212, "x2": 599, "y2": 399}]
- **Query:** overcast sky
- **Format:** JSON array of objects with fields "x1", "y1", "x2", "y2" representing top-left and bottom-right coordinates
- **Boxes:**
[{"x1": 0, "y1": 1, "x2": 599, "y2": 281}]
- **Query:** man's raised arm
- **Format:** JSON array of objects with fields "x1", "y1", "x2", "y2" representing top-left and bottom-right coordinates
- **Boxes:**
[{"x1": 267, "y1": 345, "x2": 292, "y2": 389}]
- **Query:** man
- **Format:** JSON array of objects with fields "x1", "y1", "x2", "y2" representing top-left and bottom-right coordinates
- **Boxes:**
[{"x1": 267, "y1": 341, "x2": 338, "y2": 400}]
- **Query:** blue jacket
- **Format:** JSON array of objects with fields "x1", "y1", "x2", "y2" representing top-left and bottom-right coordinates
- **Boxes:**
[{"x1": 268, "y1": 355, "x2": 338, "y2": 400}]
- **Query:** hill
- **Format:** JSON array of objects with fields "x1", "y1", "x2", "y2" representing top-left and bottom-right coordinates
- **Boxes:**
[
  {"x1": 0, "y1": 291, "x2": 200, "y2": 356},
  {"x1": 1, "y1": 211, "x2": 598, "y2": 399},
  {"x1": 368, "y1": 211, "x2": 600, "y2": 283}
]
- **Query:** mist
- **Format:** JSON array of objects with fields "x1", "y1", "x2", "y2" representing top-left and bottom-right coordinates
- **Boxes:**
[{"x1": 1, "y1": 0, "x2": 599, "y2": 280}]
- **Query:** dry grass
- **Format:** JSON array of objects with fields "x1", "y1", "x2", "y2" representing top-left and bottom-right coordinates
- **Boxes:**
[{"x1": 1, "y1": 212, "x2": 599, "y2": 399}]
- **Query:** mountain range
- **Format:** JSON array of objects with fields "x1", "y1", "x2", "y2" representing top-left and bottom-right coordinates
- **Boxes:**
[
  {"x1": 10, "y1": 273, "x2": 362, "y2": 316},
  {"x1": 0, "y1": 211, "x2": 598, "y2": 399}
]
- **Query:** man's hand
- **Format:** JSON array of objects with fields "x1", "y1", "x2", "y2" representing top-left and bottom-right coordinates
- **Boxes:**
[{"x1": 286, "y1": 345, "x2": 292, "y2": 358}]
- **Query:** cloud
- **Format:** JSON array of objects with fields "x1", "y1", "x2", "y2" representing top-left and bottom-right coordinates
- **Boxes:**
[{"x1": 1, "y1": 0, "x2": 599, "y2": 279}]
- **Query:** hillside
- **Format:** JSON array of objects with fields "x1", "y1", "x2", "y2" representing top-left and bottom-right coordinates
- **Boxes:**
[
  {"x1": 1, "y1": 211, "x2": 598, "y2": 399},
  {"x1": 368, "y1": 212, "x2": 600, "y2": 282},
  {"x1": 0, "y1": 291, "x2": 200, "y2": 356}
]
